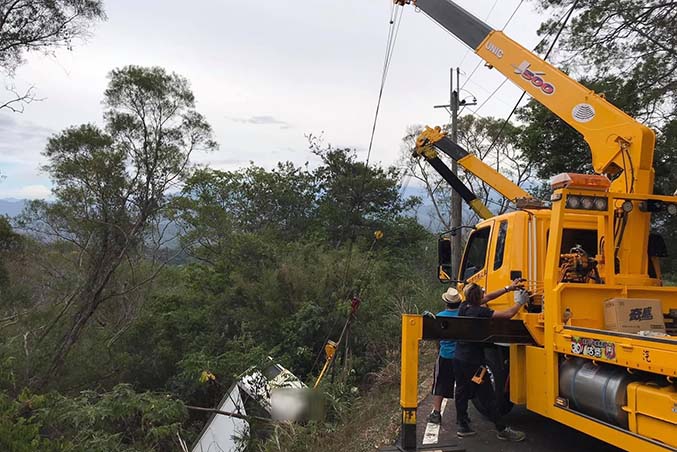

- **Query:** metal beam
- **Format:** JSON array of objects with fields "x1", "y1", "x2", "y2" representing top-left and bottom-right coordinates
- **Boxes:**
[{"x1": 414, "y1": 0, "x2": 492, "y2": 49}]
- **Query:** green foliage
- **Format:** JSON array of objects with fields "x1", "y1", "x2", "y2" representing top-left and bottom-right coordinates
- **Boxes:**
[
  {"x1": 175, "y1": 162, "x2": 317, "y2": 252},
  {"x1": 534, "y1": 0, "x2": 676, "y2": 120},
  {"x1": 0, "y1": 385, "x2": 185, "y2": 452},
  {"x1": 0, "y1": 216, "x2": 21, "y2": 292},
  {"x1": 0, "y1": 0, "x2": 105, "y2": 75},
  {"x1": 2, "y1": 69, "x2": 435, "y2": 447},
  {"x1": 177, "y1": 142, "x2": 422, "y2": 252},
  {"x1": 112, "y1": 147, "x2": 434, "y2": 414},
  {"x1": 310, "y1": 140, "x2": 419, "y2": 246}
]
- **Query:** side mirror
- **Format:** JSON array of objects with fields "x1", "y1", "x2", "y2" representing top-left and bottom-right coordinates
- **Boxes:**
[{"x1": 438, "y1": 237, "x2": 453, "y2": 283}]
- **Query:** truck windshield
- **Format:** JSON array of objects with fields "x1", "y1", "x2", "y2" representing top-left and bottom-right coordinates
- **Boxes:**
[{"x1": 460, "y1": 226, "x2": 491, "y2": 280}]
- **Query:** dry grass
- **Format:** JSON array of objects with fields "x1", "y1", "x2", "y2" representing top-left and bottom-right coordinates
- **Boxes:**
[
  {"x1": 315, "y1": 343, "x2": 436, "y2": 452},
  {"x1": 257, "y1": 343, "x2": 437, "y2": 452}
]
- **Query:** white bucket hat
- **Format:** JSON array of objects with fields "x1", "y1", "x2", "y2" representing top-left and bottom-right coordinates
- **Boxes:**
[{"x1": 441, "y1": 287, "x2": 461, "y2": 304}]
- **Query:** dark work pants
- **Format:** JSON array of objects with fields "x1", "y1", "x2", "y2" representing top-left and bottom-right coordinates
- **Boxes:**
[{"x1": 453, "y1": 359, "x2": 505, "y2": 431}]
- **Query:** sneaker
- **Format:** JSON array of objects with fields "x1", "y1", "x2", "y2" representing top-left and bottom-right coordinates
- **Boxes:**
[
  {"x1": 456, "y1": 424, "x2": 476, "y2": 437},
  {"x1": 497, "y1": 426, "x2": 526, "y2": 442},
  {"x1": 427, "y1": 410, "x2": 441, "y2": 424}
]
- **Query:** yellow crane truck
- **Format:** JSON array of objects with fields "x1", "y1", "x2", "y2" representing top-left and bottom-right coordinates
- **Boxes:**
[{"x1": 390, "y1": 1, "x2": 677, "y2": 451}]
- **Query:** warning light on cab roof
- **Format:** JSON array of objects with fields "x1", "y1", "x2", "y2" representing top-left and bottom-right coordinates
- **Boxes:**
[{"x1": 550, "y1": 173, "x2": 611, "y2": 191}]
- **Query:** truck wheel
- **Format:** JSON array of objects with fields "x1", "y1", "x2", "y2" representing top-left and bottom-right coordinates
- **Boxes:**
[{"x1": 471, "y1": 346, "x2": 513, "y2": 417}]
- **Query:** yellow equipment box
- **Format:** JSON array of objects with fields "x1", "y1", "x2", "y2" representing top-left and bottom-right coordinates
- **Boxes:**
[{"x1": 625, "y1": 382, "x2": 677, "y2": 448}]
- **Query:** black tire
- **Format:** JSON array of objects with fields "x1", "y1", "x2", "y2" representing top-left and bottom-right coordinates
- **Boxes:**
[{"x1": 471, "y1": 346, "x2": 513, "y2": 417}]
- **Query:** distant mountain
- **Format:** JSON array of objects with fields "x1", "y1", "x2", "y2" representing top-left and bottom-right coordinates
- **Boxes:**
[
  {"x1": 0, "y1": 198, "x2": 26, "y2": 217},
  {"x1": 1, "y1": 192, "x2": 446, "y2": 233},
  {"x1": 400, "y1": 186, "x2": 446, "y2": 232}
]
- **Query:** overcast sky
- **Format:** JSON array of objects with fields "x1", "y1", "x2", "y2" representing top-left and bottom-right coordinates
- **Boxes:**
[{"x1": 0, "y1": 0, "x2": 544, "y2": 200}]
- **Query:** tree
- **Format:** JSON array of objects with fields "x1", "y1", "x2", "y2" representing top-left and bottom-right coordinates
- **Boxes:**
[
  {"x1": 0, "y1": 216, "x2": 20, "y2": 293},
  {"x1": 0, "y1": 384, "x2": 187, "y2": 451},
  {"x1": 0, "y1": 0, "x2": 105, "y2": 112},
  {"x1": 176, "y1": 163, "x2": 318, "y2": 259},
  {"x1": 16, "y1": 66, "x2": 217, "y2": 385},
  {"x1": 309, "y1": 138, "x2": 419, "y2": 248},
  {"x1": 534, "y1": 0, "x2": 676, "y2": 123}
]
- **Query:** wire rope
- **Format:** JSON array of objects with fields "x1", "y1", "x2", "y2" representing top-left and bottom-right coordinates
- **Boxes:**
[{"x1": 311, "y1": 5, "x2": 404, "y2": 377}]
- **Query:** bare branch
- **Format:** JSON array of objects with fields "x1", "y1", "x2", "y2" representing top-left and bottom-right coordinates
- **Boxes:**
[{"x1": 0, "y1": 84, "x2": 40, "y2": 112}]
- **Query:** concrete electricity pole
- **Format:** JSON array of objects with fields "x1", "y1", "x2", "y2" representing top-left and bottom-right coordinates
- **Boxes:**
[{"x1": 434, "y1": 68, "x2": 476, "y2": 279}]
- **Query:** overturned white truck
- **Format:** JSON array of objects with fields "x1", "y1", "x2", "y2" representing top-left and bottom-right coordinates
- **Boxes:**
[{"x1": 191, "y1": 358, "x2": 308, "y2": 452}]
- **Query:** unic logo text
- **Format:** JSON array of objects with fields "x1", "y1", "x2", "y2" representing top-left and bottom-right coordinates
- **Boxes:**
[{"x1": 485, "y1": 42, "x2": 503, "y2": 58}]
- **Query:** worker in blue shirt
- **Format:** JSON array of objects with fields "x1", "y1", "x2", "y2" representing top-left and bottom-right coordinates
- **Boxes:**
[{"x1": 427, "y1": 287, "x2": 461, "y2": 424}]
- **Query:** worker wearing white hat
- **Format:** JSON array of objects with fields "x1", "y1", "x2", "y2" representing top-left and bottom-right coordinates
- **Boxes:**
[{"x1": 427, "y1": 287, "x2": 461, "y2": 425}]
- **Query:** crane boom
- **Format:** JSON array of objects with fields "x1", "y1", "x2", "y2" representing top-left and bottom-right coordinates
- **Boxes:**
[
  {"x1": 412, "y1": 130, "x2": 494, "y2": 220},
  {"x1": 416, "y1": 125, "x2": 534, "y2": 205},
  {"x1": 398, "y1": 0, "x2": 656, "y2": 195}
]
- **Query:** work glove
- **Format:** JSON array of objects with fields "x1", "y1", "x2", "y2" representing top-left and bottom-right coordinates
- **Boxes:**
[{"x1": 514, "y1": 289, "x2": 530, "y2": 306}]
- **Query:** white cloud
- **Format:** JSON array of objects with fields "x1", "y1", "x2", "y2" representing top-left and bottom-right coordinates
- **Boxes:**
[
  {"x1": 0, "y1": 184, "x2": 51, "y2": 200},
  {"x1": 0, "y1": 113, "x2": 52, "y2": 165},
  {"x1": 227, "y1": 115, "x2": 291, "y2": 129},
  {"x1": 1, "y1": 0, "x2": 542, "y2": 190}
]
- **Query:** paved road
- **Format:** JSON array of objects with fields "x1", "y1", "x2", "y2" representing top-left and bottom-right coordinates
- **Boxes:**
[{"x1": 416, "y1": 394, "x2": 624, "y2": 452}]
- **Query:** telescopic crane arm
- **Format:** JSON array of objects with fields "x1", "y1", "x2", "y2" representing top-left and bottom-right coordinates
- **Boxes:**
[
  {"x1": 412, "y1": 130, "x2": 494, "y2": 220},
  {"x1": 415, "y1": 125, "x2": 536, "y2": 206},
  {"x1": 397, "y1": 0, "x2": 656, "y2": 195}
]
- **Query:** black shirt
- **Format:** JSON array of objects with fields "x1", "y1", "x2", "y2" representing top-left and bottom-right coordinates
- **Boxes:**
[{"x1": 454, "y1": 302, "x2": 494, "y2": 363}]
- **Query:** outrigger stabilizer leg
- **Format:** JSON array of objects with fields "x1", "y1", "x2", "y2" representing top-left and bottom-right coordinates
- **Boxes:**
[{"x1": 380, "y1": 314, "x2": 533, "y2": 451}]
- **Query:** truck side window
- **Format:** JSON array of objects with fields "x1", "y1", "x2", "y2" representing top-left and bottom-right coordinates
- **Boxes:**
[
  {"x1": 493, "y1": 221, "x2": 508, "y2": 270},
  {"x1": 460, "y1": 227, "x2": 491, "y2": 279},
  {"x1": 561, "y1": 229, "x2": 597, "y2": 254},
  {"x1": 545, "y1": 228, "x2": 598, "y2": 255}
]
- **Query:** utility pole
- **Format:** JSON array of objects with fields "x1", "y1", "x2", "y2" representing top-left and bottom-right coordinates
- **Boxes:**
[{"x1": 434, "y1": 68, "x2": 476, "y2": 280}]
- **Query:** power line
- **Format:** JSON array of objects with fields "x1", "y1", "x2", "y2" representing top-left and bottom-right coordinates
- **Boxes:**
[
  {"x1": 470, "y1": 78, "x2": 508, "y2": 116},
  {"x1": 501, "y1": 0, "x2": 525, "y2": 30},
  {"x1": 333, "y1": 2, "x2": 404, "y2": 320},
  {"x1": 457, "y1": 0, "x2": 500, "y2": 69},
  {"x1": 366, "y1": 4, "x2": 403, "y2": 166},
  {"x1": 460, "y1": 0, "x2": 525, "y2": 92},
  {"x1": 479, "y1": 0, "x2": 580, "y2": 157}
]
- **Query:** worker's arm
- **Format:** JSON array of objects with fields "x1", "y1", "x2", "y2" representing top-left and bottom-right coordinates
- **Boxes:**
[
  {"x1": 482, "y1": 278, "x2": 522, "y2": 304},
  {"x1": 491, "y1": 302, "x2": 523, "y2": 319},
  {"x1": 485, "y1": 278, "x2": 525, "y2": 319}
]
